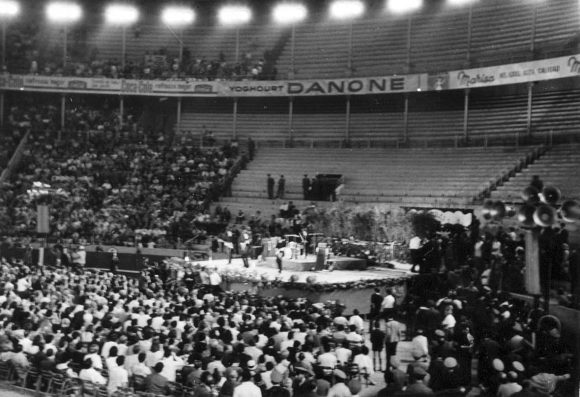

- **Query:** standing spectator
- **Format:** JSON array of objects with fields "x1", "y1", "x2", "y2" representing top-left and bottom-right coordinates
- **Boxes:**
[
  {"x1": 248, "y1": 137, "x2": 255, "y2": 161},
  {"x1": 71, "y1": 245, "x2": 86, "y2": 270},
  {"x1": 381, "y1": 288, "x2": 396, "y2": 320},
  {"x1": 302, "y1": 174, "x2": 310, "y2": 200},
  {"x1": 267, "y1": 174, "x2": 275, "y2": 200},
  {"x1": 110, "y1": 250, "x2": 120, "y2": 274},
  {"x1": 409, "y1": 235, "x2": 423, "y2": 273},
  {"x1": 385, "y1": 315, "x2": 403, "y2": 364},
  {"x1": 277, "y1": 175, "x2": 286, "y2": 199},
  {"x1": 370, "y1": 288, "x2": 383, "y2": 326},
  {"x1": 370, "y1": 321, "x2": 385, "y2": 372},
  {"x1": 530, "y1": 175, "x2": 544, "y2": 192}
]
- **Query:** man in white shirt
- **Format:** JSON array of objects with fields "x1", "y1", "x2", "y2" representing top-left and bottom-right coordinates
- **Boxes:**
[
  {"x1": 130, "y1": 353, "x2": 152, "y2": 377},
  {"x1": 335, "y1": 342, "x2": 352, "y2": 366},
  {"x1": 84, "y1": 344, "x2": 103, "y2": 370},
  {"x1": 107, "y1": 356, "x2": 129, "y2": 395},
  {"x1": 160, "y1": 350, "x2": 185, "y2": 382},
  {"x1": 318, "y1": 349, "x2": 338, "y2": 369},
  {"x1": 409, "y1": 236, "x2": 423, "y2": 272},
  {"x1": 233, "y1": 369, "x2": 262, "y2": 397},
  {"x1": 348, "y1": 309, "x2": 364, "y2": 333},
  {"x1": 79, "y1": 359, "x2": 107, "y2": 385},
  {"x1": 381, "y1": 289, "x2": 396, "y2": 320}
]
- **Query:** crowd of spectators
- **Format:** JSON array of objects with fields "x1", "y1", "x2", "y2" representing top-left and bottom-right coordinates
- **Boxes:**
[
  {"x1": 0, "y1": 103, "x2": 237, "y2": 247},
  {"x1": 0, "y1": 243, "x2": 575, "y2": 397},
  {"x1": 3, "y1": 19, "x2": 276, "y2": 81}
]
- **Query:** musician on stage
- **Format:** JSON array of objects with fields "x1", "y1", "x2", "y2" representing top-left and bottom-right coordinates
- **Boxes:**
[
  {"x1": 300, "y1": 228, "x2": 309, "y2": 258},
  {"x1": 409, "y1": 235, "x2": 423, "y2": 273}
]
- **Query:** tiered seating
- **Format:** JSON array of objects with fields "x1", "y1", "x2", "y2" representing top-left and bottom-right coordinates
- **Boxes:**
[
  {"x1": 535, "y1": 0, "x2": 580, "y2": 57},
  {"x1": 219, "y1": 147, "x2": 538, "y2": 216},
  {"x1": 469, "y1": 1, "x2": 535, "y2": 67},
  {"x1": 531, "y1": 80, "x2": 580, "y2": 138},
  {"x1": 84, "y1": 23, "x2": 285, "y2": 70},
  {"x1": 491, "y1": 144, "x2": 580, "y2": 202},
  {"x1": 468, "y1": 86, "x2": 529, "y2": 144},
  {"x1": 8, "y1": 0, "x2": 580, "y2": 79},
  {"x1": 410, "y1": 7, "x2": 469, "y2": 73}
]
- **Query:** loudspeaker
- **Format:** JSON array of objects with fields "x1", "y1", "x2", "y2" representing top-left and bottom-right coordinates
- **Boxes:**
[
  {"x1": 560, "y1": 200, "x2": 580, "y2": 223},
  {"x1": 533, "y1": 204, "x2": 557, "y2": 228},
  {"x1": 540, "y1": 186, "x2": 561, "y2": 205},
  {"x1": 521, "y1": 185, "x2": 540, "y2": 203},
  {"x1": 518, "y1": 204, "x2": 536, "y2": 228}
]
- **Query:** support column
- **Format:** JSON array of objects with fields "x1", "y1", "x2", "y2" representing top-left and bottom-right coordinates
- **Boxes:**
[
  {"x1": 345, "y1": 96, "x2": 351, "y2": 141},
  {"x1": 119, "y1": 96, "x2": 124, "y2": 130},
  {"x1": 1, "y1": 23, "x2": 6, "y2": 68},
  {"x1": 406, "y1": 16, "x2": 412, "y2": 73},
  {"x1": 530, "y1": 2, "x2": 538, "y2": 55},
  {"x1": 176, "y1": 97, "x2": 182, "y2": 135},
  {"x1": 63, "y1": 26, "x2": 68, "y2": 67},
  {"x1": 179, "y1": 30, "x2": 184, "y2": 64},
  {"x1": 235, "y1": 28, "x2": 240, "y2": 63},
  {"x1": 347, "y1": 22, "x2": 354, "y2": 77},
  {"x1": 290, "y1": 24, "x2": 297, "y2": 79},
  {"x1": 527, "y1": 82, "x2": 534, "y2": 140},
  {"x1": 466, "y1": 3, "x2": 473, "y2": 65},
  {"x1": 60, "y1": 94, "x2": 66, "y2": 131},
  {"x1": 0, "y1": 92, "x2": 4, "y2": 129},
  {"x1": 463, "y1": 88, "x2": 470, "y2": 144},
  {"x1": 403, "y1": 94, "x2": 409, "y2": 144},
  {"x1": 121, "y1": 27, "x2": 127, "y2": 70},
  {"x1": 232, "y1": 98, "x2": 238, "y2": 139},
  {"x1": 288, "y1": 97, "x2": 294, "y2": 139}
]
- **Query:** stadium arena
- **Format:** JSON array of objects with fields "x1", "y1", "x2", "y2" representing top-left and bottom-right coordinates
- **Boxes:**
[{"x1": 0, "y1": 0, "x2": 578, "y2": 396}]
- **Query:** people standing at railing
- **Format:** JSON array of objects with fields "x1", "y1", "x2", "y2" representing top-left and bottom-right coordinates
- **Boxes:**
[
  {"x1": 302, "y1": 174, "x2": 310, "y2": 201},
  {"x1": 267, "y1": 174, "x2": 275, "y2": 200},
  {"x1": 276, "y1": 175, "x2": 286, "y2": 199}
]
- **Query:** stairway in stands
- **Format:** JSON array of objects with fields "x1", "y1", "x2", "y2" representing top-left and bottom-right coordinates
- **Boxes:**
[
  {"x1": 491, "y1": 144, "x2": 580, "y2": 203},
  {"x1": 215, "y1": 146, "x2": 540, "y2": 218}
]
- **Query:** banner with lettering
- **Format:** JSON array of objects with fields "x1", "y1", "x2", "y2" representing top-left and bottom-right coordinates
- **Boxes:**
[
  {"x1": 219, "y1": 75, "x2": 422, "y2": 96},
  {"x1": 1, "y1": 54, "x2": 580, "y2": 97},
  {"x1": 0, "y1": 74, "x2": 423, "y2": 97},
  {"x1": 444, "y1": 54, "x2": 580, "y2": 90}
]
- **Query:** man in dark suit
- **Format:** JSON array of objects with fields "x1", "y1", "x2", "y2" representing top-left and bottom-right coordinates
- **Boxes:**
[
  {"x1": 267, "y1": 174, "x2": 275, "y2": 199},
  {"x1": 302, "y1": 174, "x2": 311, "y2": 200},
  {"x1": 145, "y1": 363, "x2": 169, "y2": 395}
]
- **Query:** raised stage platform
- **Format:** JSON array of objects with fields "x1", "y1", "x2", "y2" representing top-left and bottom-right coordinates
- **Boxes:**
[
  {"x1": 208, "y1": 257, "x2": 411, "y2": 314},
  {"x1": 261, "y1": 254, "x2": 367, "y2": 272}
]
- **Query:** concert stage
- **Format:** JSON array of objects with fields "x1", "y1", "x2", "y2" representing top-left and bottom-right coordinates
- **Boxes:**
[
  {"x1": 214, "y1": 257, "x2": 413, "y2": 315},
  {"x1": 261, "y1": 254, "x2": 367, "y2": 272}
]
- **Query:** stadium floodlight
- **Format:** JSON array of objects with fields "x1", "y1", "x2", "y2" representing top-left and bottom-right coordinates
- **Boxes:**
[
  {"x1": 272, "y1": 3, "x2": 308, "y2": 25},
  {"x1": 0, "y1": 0, "x2": 20, "y2": 18},
  {"x1": 105, "y1": 4, "x2": 139, "y2": 25},
  {"x1": 218, "y1": 5, "x2": 252, "y2": 26},
  {"x1": 162, "y1": 6, "x2": 195, "y2": 26},
  {"x1": 329, "y1": 0, "x2": 365, "y2": 20},
  {"x1": 387, "y1": 0, "x2": 422, "y2": 13},
  {"x1": 46, "y1": 2, "x2": 82, "y2": 23}
]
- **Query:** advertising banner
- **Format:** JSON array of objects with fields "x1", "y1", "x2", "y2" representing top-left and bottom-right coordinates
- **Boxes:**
[
  {"x1": 1, "y1": 53, "x2": 580, "y2": 97},
  {"x1": 0, "y1": 74, "x2": 422, "y2": 97},
  {"x1": 444, "y1": 54, "x2": 580, "y2": 90}
]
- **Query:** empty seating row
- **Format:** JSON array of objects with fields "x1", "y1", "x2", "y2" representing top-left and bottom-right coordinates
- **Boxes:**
[
  {"x1": 491, "y1": 144, "x2": 580, "y2": 202},
  {"x1": 223, "y1": 147, "x2": 538, "y2": 215}
]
